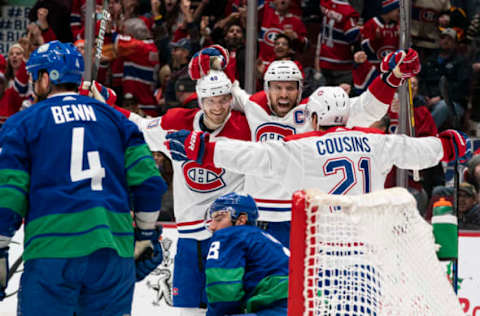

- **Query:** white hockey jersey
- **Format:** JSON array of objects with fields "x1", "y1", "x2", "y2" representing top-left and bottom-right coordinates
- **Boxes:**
[
  {"x1": 211, "y1": 127, "x2": 444, "y2": 197},
  {"x1": 129, "y1": 107, "x2": 251, "y2": 240},
  {"x1": 231, "y1": 77, "x2": 394, "y2": 221}
]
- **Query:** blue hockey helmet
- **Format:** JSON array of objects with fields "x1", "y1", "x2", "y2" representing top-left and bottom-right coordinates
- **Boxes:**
[
  {"x1": 26, "y1": 40, "x2": 84, "y2": 85},
  {"x1": 209, "y1": 192, "x2": 259, "y2": 225}
]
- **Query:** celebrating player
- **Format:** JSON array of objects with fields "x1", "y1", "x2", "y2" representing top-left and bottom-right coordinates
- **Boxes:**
[
  {"x1": 188, "y1": 45, "x2": 421, "y2": 247},
  {"x1": 0, "y1": 41, "x2": 166, "y2": 315},
  {"x1": 205, "y1": 193, "x2": 289, "y2": 316},
  {"x1": 166, "y1": 86, "x2": 469, "y2": 198},
  {"x1": 97, "y1": 69, "x2": 250, "y2": 315}
]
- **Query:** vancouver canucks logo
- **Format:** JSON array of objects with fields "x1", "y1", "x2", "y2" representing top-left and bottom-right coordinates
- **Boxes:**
[
  {"x1": 255, "y1": 122, "x2": 296, "y2": 142},
  {"x1": 182, "y1": 161, "x2": 226, "y2": 193}
]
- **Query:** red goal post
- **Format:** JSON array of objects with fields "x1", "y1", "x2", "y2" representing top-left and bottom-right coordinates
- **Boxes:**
[{"x1": 288, "y1": 188, "x2": 465, "y2": 316}]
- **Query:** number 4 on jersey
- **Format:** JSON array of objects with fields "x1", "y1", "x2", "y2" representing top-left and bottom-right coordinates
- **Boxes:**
[{"x1": 70, "y1": 127, "x2": 105, "y2": 191}]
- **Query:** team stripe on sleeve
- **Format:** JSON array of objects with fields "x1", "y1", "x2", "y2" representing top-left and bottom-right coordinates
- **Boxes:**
[
  {"x1": 206, "y1": 267, "x2": 246, "y2": 303},
  {"x1": 0, "y1": 169, "x2": 29, "y2": 218},
  {"x1": 125, "y1": 143, "x2": 160, "y2": 187},
  {"x1": 247, "y1": 275, "x2": 289, "y2": 312}
]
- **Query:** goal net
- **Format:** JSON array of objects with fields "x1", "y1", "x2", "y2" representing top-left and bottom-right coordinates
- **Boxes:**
[{"x1": 288, "y1": 187, "x2": 464, "y2": 316}]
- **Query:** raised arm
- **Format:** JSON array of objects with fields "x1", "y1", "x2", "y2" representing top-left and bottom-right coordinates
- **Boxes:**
[{"x1": 347, "y1": 49, "x2": 421, "y2": 128}]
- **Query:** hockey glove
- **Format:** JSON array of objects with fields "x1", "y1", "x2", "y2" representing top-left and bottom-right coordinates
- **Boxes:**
[
  {"x1": 0, "y1": 247, "x2": 9, "y2": 301},
  {"x1": 134, "y1": 226, "x2": 163, "y2": 282},
  {"x1": 188, "y1": 45, "x2": 229, "y2": 80},
  {"x1": 380, "y1": 48, "x2": 421, "y2": 88},
  {"x1": 439, "y1": 130, "x2": 470, "y2": 162},
  {"x1": 165, "y1": 130, "x2": 210, "y2": 164},
  {"x1": 79, "y1": 80, "x2": 117, "y2": 106}
]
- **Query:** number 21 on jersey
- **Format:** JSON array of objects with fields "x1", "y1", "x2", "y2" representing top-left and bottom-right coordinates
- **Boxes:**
[{"x1": 323, "y1": 157, "x2": 371, "y2": 194}]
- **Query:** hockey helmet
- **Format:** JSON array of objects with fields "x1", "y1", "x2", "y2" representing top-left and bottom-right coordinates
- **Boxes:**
[
  {"x1": 264, "y1": 60, "x2": 304, "y2": 104},
  {"x1": 209, "y1": 192, "x2": 259, "y2": 225},
  {"x1": 196, "y1": 70, "x2": 232, "y2": 107},
  {"x1": 26, "y1": 40, "x2": 84, "y2": 85},
  {"x1": 305, "y1": 86, "x2": 350, "y2": 127}
]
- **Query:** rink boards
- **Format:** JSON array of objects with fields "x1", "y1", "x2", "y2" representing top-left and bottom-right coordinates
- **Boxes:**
[{"x1": 2, "y1": 225, "x2": 480, "y2": 316}]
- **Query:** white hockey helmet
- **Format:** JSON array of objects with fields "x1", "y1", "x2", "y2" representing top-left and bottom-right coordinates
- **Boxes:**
[
  {"x1": 264, "y1": 60, "x2": 304, "y2": 103},
  {"x1": 305, "y1": 87, "x2": 350, "y2": 127},
  {"x1": 196, "y1": 70, "x2": 232, "y2": 107}
]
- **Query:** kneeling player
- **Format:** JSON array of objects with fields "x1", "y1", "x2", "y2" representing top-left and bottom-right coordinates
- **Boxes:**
[{"x1": 205, "y1": 193, "x2": 289, "y2": 316}]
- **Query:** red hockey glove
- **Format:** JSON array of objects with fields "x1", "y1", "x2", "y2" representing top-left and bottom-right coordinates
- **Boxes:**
[
  {"x1": 188, "y1": 45, "x2": 229, "y2": 80},
  {"x1": 79, "y1": 80, "x2": 117, "y2": 106},
  {"x1": 439, "y1": 130, "x2": 470, "y2": 162},
  {"x1": 380, "y1": 48, "x2": 421, "y2": 88}
]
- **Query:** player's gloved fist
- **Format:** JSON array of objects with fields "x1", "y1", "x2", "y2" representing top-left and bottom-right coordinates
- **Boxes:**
[
  {"x1": 165, "y1": 130, "x2": 210, "y2": 164},
  {"x1": 188, "y1": 45, "x2": 229, "y2": 80},
  {"x1": 380, "y1": 48, "x2": 421, "y2": 87},
  {"x1": 0, "y1": 247, "x2": 9, "y2": 301},
  {"x1": 439, "y1": 130, "x2": 470, "y2": 162},
  {"x1": 79, "y1": 80, "x2": 117, "y2": 106},
  {"x1": 134, "y1": 226, "x2": 163, "y2": 281}
]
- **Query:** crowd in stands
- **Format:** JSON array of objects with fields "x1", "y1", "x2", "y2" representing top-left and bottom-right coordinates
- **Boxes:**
[{"x1": 2, "y1": 0, "x2": 480, "y2": 229}]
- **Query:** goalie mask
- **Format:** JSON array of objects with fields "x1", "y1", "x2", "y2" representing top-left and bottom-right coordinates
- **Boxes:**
[
  {"x1": 209, "y1": 192, "x2": 259, "y2": 225},
  {"x1": 305, "y1": 87, "x2": 350, "y2": 127},
  {"x1": 196, "y1": 70, "x2": 232, "y2": 107}
]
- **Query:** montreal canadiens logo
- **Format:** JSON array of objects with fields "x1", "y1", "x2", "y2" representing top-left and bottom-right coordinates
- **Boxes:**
[
  {"x1": 182, "y1": 161, "x2": 226, "y2": 193},
  {"x1": 377, "y1": 46, "x2": 396, "y2": 60},
  {"x1": 256, "y1": 123, "x2": 296, "y2": 142},
  {"x1": 420, "y1": 9, "x2": 436, "y2": 23},
  {"x1": 263, "y1": 27, "x2": 282, "y2": 46}
]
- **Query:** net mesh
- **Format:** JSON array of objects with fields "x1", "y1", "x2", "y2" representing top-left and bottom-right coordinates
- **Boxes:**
[{"x1": 300, "y1": 187, "x2": 464, "y2": 316}]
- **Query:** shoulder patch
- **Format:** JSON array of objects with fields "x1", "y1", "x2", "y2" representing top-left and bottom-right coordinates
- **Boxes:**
[{"x1": 161, "y1": 108, "x2": 198, "y2": 130}]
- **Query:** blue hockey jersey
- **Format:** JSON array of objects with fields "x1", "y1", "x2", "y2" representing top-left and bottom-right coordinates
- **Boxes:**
[
  {"x1": 0, "y1": 93, "x2": 166, "y2": 261},
  {"x1": 205, "y1": 225, "x2": 289, "y2": 315}
]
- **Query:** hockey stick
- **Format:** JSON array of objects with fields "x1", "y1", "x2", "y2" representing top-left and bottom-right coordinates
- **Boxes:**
[
  {"x1": 439, "y1": 75, "x2": 459, "y2": 293},
  {"x1": 4, "y1": 253, "x2": 23, "y2": 298},
  {"x1": 92, "y1": 0, "x2": 111, "y2": 81},
  {"x1": 407, "y1": 79, "x2": 420, "y2": 182}
]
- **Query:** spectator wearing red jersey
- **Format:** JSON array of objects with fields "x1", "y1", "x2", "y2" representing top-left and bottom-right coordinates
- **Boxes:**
[
  {"x1": 315, "y1": 0, "x2": 360, "y2": 86},
  {"x1": 0, "y1": 55, "x2": 29, "y2": 127},
  {"x1": 257, "y1": 33, "x2": 296, "y2": 89},
  {"x1": 115, "y1": 17, "x2": 160, "y2": 116},
  {"x1": 361, "y1": 0, "x2": 400, "y2": 68},
  {"x1": 258, "y1": 0, "x2": 308, "y2": 64},
  {"x1": 5, "y1": 44, "x2": 25, "y2": 87},
  {"x1": 70, "y1": 0, "x2": 104, "y2": 40}
]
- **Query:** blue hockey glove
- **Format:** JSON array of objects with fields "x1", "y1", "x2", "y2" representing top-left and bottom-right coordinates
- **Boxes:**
[
  {"x1": 135, "y1": 239, "x2": 163, "y2": 281},
  {"x1": 134, "y1": 226, "x2": 163, "y2": 282},
  {"x1": 165, "y1": 130, "x2": 210, "y2": 164},
  {"x1": 0, "y1": 247, "x2": 9, "y2": 301}
]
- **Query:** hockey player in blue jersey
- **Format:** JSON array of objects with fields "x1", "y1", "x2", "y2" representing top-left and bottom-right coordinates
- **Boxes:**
[
  {"x1": 205, "y1": 192, "x2": 289, "y2": 316},
  {"x1": 0, "y1": 41, "x2": 167, "y2": 315}
]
